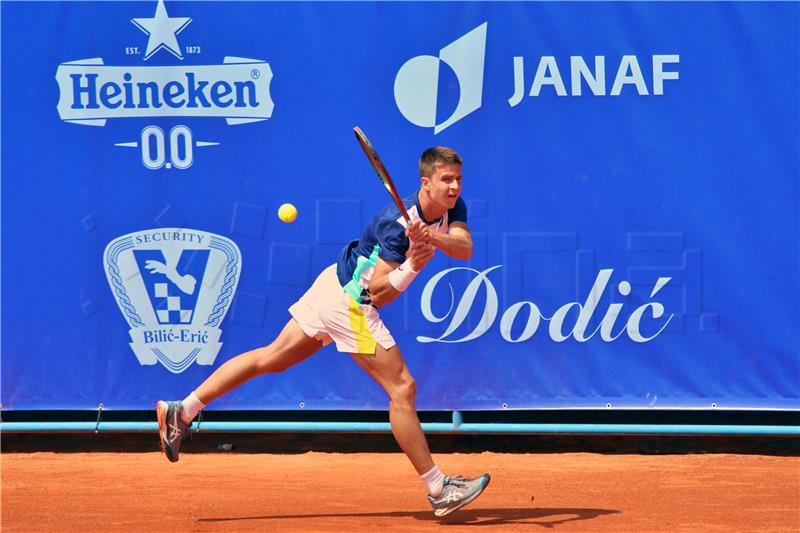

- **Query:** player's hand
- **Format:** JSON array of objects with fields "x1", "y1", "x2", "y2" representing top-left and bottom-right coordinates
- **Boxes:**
[
  {"x1": 405, "y1": 220, "x2": 430, "y2": 243},
  {"x1": 407, "y1": 241, "x2": 435, "y2": 272}
]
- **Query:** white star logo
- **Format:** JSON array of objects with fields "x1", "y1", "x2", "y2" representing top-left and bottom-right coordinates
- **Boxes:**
[{"x1": 131, "y1": 0, "x2": 192, "y2": 61}]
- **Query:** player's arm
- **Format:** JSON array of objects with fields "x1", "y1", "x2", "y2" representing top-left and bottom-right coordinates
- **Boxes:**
[
  {"x1": 368, "y1": 242, "x2": 435, "y2": 308},
  {"x1": 428, "y1": 222, "x2": 473, "y2": 260},
  {"x1": 406, "y1": 220, "x2": 473, "y2": 260}
]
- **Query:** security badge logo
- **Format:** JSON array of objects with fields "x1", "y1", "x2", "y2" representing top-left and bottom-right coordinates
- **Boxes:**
[
  {"x1": 394, "y1": 23, "x2": 488, "y2": 134},
  {"x1": 55, "y1": 0, "x2": 274, "y2": 170},
  {"x1": 103, "y1": 229, "x2": 241, "y2": 373}
]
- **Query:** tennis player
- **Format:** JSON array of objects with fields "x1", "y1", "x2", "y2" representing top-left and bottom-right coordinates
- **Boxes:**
[{"x1": 157, "y1": 146, "x2": 490, "y2": 517}]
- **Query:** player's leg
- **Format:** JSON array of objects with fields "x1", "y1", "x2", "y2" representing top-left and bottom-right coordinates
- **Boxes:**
[
  {"x1": 192, "y1": 319, "x2": 323, "y2": 404},
  {"x1": 350, "y1": 344, "x2": 491, "y2": 516},
  {"x1": 350, "y1": 344, "x2": 434, "y2": 475},
  {"x1": 157, "y1": 318, "x2": 323, "y2": 461}
]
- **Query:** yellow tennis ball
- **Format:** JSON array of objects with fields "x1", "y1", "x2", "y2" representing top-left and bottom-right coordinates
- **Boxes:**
[{"x1": 278, "y1": 203, "x2": 297, "y2": 223}]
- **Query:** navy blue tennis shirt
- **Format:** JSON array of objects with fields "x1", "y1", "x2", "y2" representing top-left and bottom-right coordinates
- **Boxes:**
[{"x1": 336, "y1": 192, "x2": 467, "y2": 304}]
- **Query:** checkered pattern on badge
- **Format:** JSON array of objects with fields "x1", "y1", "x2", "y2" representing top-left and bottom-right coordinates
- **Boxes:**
[{"x1": 153, "y1": 282, "x2": 193, "y2": 324}]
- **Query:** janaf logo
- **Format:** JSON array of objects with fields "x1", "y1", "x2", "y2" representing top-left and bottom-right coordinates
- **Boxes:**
[
  {"x1": 394, "y1": 23, "x2": 487, "y2": 134},
  {"x1": 103, "y1": 229, "x2": 241, "y2": 373},
  {"x1": 55, "y1": 0, "x2": 274, "y2": 169},
  {"x1": 395, "y1": 22, "x2": 680, "y2": 133}
]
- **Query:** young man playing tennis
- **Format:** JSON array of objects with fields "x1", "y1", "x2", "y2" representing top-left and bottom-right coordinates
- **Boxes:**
[{"x1": 157, "y1": 146, "x2": 490, "y2": 517}]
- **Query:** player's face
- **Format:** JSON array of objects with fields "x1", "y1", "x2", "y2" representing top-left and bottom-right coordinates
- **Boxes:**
[{"x1": 424, "y1": 163, "x2": 462, "y2": 210}]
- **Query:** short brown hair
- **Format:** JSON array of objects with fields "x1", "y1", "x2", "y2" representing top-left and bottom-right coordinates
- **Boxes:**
[{"x1": 419, "y1": 146, "x2": 462, "y2": 178}]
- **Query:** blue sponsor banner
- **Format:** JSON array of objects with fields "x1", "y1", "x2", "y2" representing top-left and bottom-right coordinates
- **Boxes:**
[{"x1": 1, "y1": 1, "x2": 798, "y2": 410}]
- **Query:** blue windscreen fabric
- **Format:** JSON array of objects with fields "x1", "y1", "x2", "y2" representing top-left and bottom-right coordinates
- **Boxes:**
[{"x1": 1, "y1": 1, "x2": 798, "y2": 410}]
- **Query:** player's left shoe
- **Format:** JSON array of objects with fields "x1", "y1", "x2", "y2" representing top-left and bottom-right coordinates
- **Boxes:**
[
  {"x1": 428, "y1": 473, "x2": 491, "y2": 517},
  {"x1": 156, "y1": 400, "x2": 190, "y2": 463}
]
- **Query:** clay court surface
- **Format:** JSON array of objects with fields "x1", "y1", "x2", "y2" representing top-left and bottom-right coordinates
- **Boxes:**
[{"x1": 2, "y1": 451, "x2": 798, "y2": 532}]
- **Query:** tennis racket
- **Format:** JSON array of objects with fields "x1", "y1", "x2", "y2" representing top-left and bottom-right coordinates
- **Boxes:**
[{"x1": 353, "y1": 127, "x2": 411, "y2": 223}]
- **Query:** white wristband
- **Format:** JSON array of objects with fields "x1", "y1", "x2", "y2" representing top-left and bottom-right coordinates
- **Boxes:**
[{"x1": 388, "y1": 259, "x2": 418, "y2": 292}]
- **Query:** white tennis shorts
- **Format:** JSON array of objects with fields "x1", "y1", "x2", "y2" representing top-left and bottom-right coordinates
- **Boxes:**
[{"x1": 289, "y1": 264, "x2": 396, "y2": 354}]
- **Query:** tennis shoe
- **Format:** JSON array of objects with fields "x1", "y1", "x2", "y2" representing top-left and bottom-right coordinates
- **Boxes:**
[
  {"x1": 156, "y1": 400, "x2": 190, "y2": 462},
  {"x1": 428, "y1": 473, "x2": 491, "y2": 517}
]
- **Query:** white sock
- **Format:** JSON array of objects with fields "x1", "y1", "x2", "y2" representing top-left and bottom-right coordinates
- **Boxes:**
[
  {"x1": 421, "y1": 465, "x2": 446, "y2": 498},
  {"x1": 180, "y1": 392, "x2": 205, "y2": 425}
]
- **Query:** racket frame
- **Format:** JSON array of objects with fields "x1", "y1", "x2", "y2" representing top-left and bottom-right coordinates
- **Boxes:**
[{"x1": 353, "y1": 127, "x2": 411, "y2": 223}]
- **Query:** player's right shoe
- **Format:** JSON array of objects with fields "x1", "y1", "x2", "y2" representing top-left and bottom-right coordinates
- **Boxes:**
[
  {"x1": 156, "y1": 400, "x2": 190, "y2": 462},
  {"x1": 428, "y1": 473, "x2": 491, "y2": 517}
]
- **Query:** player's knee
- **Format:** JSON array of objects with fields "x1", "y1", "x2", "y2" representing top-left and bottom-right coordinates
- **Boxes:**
[
  {"x1": 253, "y1": 346, "x2": 288, "y2": 374},
  {"x1": 390, "y1": 377, "x2": 417, "y2": 406}
]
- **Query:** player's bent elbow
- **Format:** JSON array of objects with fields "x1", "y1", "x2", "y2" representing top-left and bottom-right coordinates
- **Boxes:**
[
  {"x1": 441, "y1": 244, "x2": 472, "y2": 260},
  {"x1": 455, "y1": 246, "x2": 473, "y2": 261}
]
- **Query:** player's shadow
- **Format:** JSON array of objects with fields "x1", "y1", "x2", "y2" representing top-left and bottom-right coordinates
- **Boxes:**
[{"x1": 200, "y1": 507, "x2": 620, "y2": 527}]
